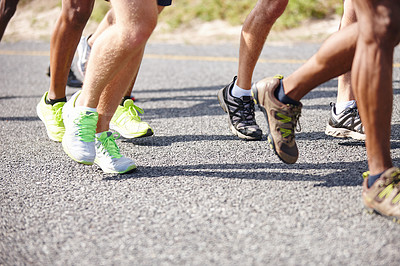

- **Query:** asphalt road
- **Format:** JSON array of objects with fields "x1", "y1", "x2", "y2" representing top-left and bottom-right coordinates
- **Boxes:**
[{"x1": 1, "y1": 41, "x2": 400, "y2": 265}]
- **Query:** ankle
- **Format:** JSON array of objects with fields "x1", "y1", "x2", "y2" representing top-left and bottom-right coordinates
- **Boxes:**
[{"x1": 274, "y1": 80, "x2": 301, "y2": 106}]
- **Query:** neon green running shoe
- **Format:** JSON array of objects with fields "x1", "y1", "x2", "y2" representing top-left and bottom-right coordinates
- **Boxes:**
[
  {"x1": 36, "y1": 91, "x2": 65, "y2": 142},
  {"x1": 110, "y1": 99, "x2": 153, "y2": 138},
  {"x1": 94, "y1": 131, "x2": 136, "y2": 174}
]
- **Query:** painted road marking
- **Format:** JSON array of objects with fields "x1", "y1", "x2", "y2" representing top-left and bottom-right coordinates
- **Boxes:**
[{"x1": 0, "y1": 49, "x2": 399, "y2": 67}]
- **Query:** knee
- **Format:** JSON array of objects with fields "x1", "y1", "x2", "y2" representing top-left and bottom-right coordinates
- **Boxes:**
[
  {"x1": 255, "y1": 0, "x2": 288, "y2": 23},
  {"x1": 120, "y1": 18, "x2": 157, "y2": 51},
  {"x1": 2, "y1": 0, "x2": 19, "y2": 20},
  {"x1": 364, "y1": 6, "x2": 400, "y2": 47},
  {"x1": 61, "y1": 3, "x2": 93, "y2": 28}
]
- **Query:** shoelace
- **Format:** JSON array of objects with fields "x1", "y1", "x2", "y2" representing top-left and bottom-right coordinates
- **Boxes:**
[
  {"x1": 240, "y1": 100, "x2": 257, "y2": 125},
  {"x1": 232, "y1": 98, "x2": 257, "y2": 126},
  {"x1": 54, "y1": 104, "x2": 64, "y2": 123},
  {"x1": 363, "y1": 169, "x2": 400, "y2": 204},
  {"x1": 126, "y1": 103, "x2": 144, "y2": 122},
  {"x1": 98, "y1": 133, "x2": 122, "y2": 159},
  {"x1": 278, "y1": 105, "x2": 301, "y2": 140},
  {"x1": 76, "y1": 112, "x2": 97, "y2": 142}
]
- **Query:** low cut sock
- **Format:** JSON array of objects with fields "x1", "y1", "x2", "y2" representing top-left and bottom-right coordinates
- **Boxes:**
[
  {"x1": 274, "y1": 81, "x2": 301, "y2": 106},
  {"x1": 231, "y1": 81, "x2": 252, "y2": 98},
  {"x1": 121, "y1": 96, "x2": 131, "y2": 106},
  {"x1": 368, "y1": 171, "x2": 385, "y2": 188},
  {"x1": 335, "y1": 100, "x2": 356, "y2": 114},
  {"x1": 45, "y1": 96, "x2": 67, "y2": 105}
]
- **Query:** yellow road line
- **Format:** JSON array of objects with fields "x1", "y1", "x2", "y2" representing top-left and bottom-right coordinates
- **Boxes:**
[
  {"x1": 0, "y1": 50, "x2": 49, "y2": 56},
  {"x1": 0, "y1": 49, "x2": 399, "y2": 67}
]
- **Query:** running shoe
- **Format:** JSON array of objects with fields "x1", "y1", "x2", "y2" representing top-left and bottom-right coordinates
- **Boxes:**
[
  {"x1": 110, "y1": 99, "x2": 153, "y2": 138},
  {"x1": 67, "y1": 69, "x2": 83, "y2": 88},
  {"x1": 76, "y1": 35, "x2": 91, "y2": 77},
  {"x1": 251, "y1": 75, "x2": 302, "y2": 164},
  {"x1": 36, "y1": 91, "x2": 65, "y2": 142},
  {"x1": 362, "y1": 167, "x2": 400, "y2": 223},
  {"x1": 94, "y1": 131, "x2": 137, "y2": 174},
  {"x1": 62, "y1": 91, "x2": 98, "y2": 165},
  {"x1": 217, "y1": 76, "x2": 262, "y2": 140},
  {"x1": 325, "y1": 102, "x2": 365, "y2": 140}
]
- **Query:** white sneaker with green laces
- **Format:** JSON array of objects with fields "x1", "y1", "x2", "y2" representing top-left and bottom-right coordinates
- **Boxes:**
[
  {"x1": 62, "y1": 91, "x2": 98, "y2": 165},
  {"x1": 110, "y1": 99, "x2": 153, "y2": 138},
  {"x1": 94, "y1": 131, "x2": 137, "y2": 174}
]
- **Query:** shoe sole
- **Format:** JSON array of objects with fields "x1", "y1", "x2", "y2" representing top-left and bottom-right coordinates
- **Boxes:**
[
  {"x1": 217, "y1": 88, "x2": 261, "y2": 141},
  {"x1": 365, "y1": 207, "x2": 400, "y2": 224},
  {"x1": 109, "y1": 126, "x2": 154, "y2": 139},
  {"x1": 36, "y1": 104, "x2": 63, "y2": 142},
  {"x1": 251, "y1": 84, "x2": 294, "y2": 164},
  {"x1": 94, "y1": 159, "x2": 137, "y2": 174},
  {"x1": 325, "y1": 125, "x2": 366, "y2": 141}
]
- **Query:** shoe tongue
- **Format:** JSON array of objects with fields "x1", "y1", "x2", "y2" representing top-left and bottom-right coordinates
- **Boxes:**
[
  {"x1": 241, "y1": 96, "x2": 251, "y2": 102},
  {"x1": 123, "y1": 99, "x2": 134, "y2": 108},
  {"x1": 98, "y1": 131, "x2": 113, "y2": 139}
]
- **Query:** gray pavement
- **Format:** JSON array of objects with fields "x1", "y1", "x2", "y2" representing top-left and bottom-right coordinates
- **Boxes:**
[{"x1": 1, "y1": 41, "x2": 400, "y2": 265}]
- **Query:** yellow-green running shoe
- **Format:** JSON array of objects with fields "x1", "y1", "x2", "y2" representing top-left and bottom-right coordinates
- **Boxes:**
[
  {"x1": 110, "y1": 99, "x2": 153, "y2": 138},
  {"x1": 36, "y1": 91, "x2": 65, "y2": 142},
  {"x1": 94, "y1": 131, "x2": 136, "y2": 174}
]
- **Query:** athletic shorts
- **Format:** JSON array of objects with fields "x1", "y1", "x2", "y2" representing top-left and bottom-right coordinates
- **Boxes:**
[{"x1": 158, "y1": 0, "x2": 172, "y2": 6}]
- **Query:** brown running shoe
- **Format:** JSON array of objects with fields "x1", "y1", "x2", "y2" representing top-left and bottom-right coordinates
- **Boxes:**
[
  {"x1": 362, "y1": 167, "x2": 400, "y2": 223},
  {"x1": 251, "y1": 75, "x2": 302, "y2": 164}
]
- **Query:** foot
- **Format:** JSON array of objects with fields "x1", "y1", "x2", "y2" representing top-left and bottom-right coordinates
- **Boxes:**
[
  {"x1": 217, "y1": 76, "x2": 262, "y2": 140},
  {"x1": 62, "y1": 91, "x2": 98, "y2": 165},
  {"x1": 76, "y1": 35, "x2": 91, "y2": 77},
  {"x1": 36, "y1": 91, "x2": 65, "y2": 142},
  {"x1": 251, "y1": 75, "x2": 302, "y2": 164},
  {"x1": 110, "y1": 99, "x2": 154, "y2": 138},
  {"x1": 362, "y1": 167, "x2": 400, "y2": 223},
  {"x1": 94, "y1": 131, "x2": 137, "y2": 174},
  {"x1": 325, "y1": 102, "x2": 365, "y2": 140}
]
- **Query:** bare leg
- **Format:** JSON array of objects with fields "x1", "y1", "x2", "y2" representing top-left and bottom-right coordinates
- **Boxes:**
[
  {"x1": 89, "y1": 6, "x2": 165, "y2": 99},
  {"x1": 337, "y1": 0, "x2": 357, "y2": 104},
  {"x1": 0, "y1": 0, "x2": 19, "y2": 40},
  {"x1": 87, "y1": 9, "x2": 114, "y2": 48},
  {"x1": 351, "y1": 0, "x2": 400, "y2": 175},
  {"x1": 76, "y1": 0, "x2": 158, "y2": 127},
  {"x1": 96, "y1": 49, "x2": 144, "y2": 132},
  {"x1": 48, "y1": 0, "x2": 94, "y2": 100},
  {"x1": 236, "y1": 0, "x2": 288, "y2": 90},
  {"x1": 282, "y1": 23, "x2": 358, "y2": 101}
]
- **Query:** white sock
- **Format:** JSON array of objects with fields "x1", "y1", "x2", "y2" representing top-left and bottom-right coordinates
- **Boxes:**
[
  {"x1": 335, "y1": 100, "x2": 356, "y2": 114},
  {"x1": 231, "y1": 81, "x2": 252, "y2": 98},
  {"x1": 95, "y1": 131, "x2": 106, "y2": 138},
  {"x1": 76, "y1": 106, "x2": 97, "y2": 113}
]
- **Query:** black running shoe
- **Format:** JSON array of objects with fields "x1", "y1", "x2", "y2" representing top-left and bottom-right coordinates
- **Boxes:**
[
  {"x1": 67, "y1": 69, "x2": 83, "y2": 88},
  {"x1": 217, "y1": 76, "x2": 262, "y2": 140},
  {"x1": 47, "y1": 66, "x2": 83, "y2": 88},
  {"x1": 325, "y1": 102, "x2": 365, "y2": 140}
]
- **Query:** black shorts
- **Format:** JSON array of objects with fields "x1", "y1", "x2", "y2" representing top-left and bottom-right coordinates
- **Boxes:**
[
  {"x1": 158, "y1": 0, "x2": 172, "y2": 6},
  {"x1": 105, "y1": 0, "x2": 171, "y2": 6}
]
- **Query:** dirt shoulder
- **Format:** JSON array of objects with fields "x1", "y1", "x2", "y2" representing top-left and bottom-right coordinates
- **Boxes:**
[{"x1": 2, "y1": 0, "x2": 341, "y2": 45}]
